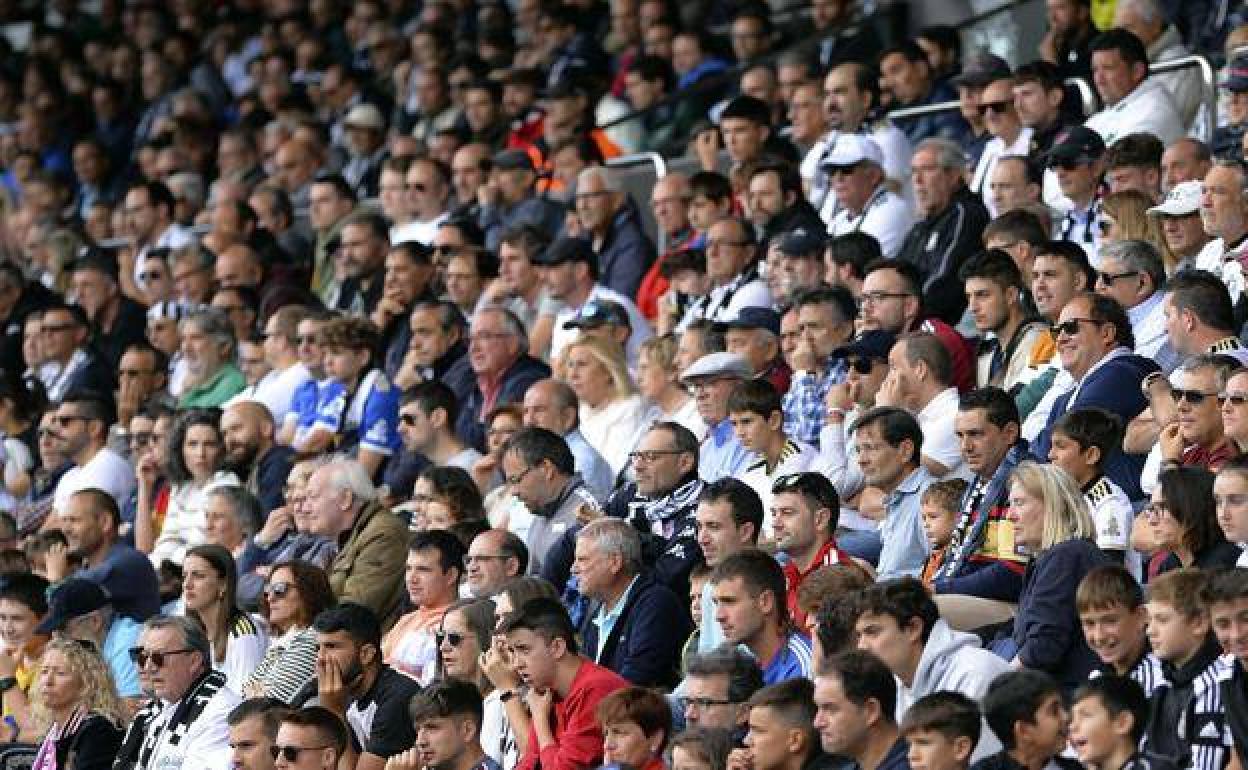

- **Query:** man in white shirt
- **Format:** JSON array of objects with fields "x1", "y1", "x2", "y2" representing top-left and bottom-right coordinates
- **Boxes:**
[
  {"x1": 1148, "y1": 180, "x2": 1209, "y2": 269},
  {"x1": 823, "y1": 134, "x2": 913, "y2": 258},
  {"x1": 1083, "y1": 28, "x2": 1183, "y2": 147},
  {"x1": 233, "y1": 305, "x2": 313, "y2": 427},
  {"x1": 114, "y1": 616, "x2": 239, "y2": 770},
  {"x1": 392, "y1": 157, "x2": 451, "y2": 245},
  {"x1": 876, "y1": 333, "x2": 968, "y2": 480},
  {"x1": 52, "y1": 391, "x2": 136, "y2": 517},
  {"x1": 1194, "y1": 160, "x2": 1248, "y2": 305},
  {"x1": 1094, "y1": 239, "x2": 1168, "y2": 360},
  {"x1": 971, "y1": 73, "x2": 1034, "y2": 218}
]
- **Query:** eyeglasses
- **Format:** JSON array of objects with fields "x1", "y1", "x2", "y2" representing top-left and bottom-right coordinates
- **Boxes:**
[
  {"x1": 979, "y1": 100, "x2": 1012, "y2": 115},
  {"x1": 129, "y1": 647, "x2": 195, "y2": 668},
  {"x1": 1221, "y1": 392, "x2": 1248, "y2": 406},
  {"x1": 859, "y1": 291, "x2": 912, "y2": 306},
  {"x1": 270, "y1": 746, "x2": 332, "y2": 762},
  {"x1": 436, "y1": 631, "x2": 467, "y2": 647},
  {"x1": 1097, "y1": 270, "x2": 1138, "y2": 285},
  {"x1": 628, "y1": 449, "x2": 684, "y2": 464},
  {"x1": 505, "y1": 465, "x2": 535, "y2": 486},
  {"x1": 1173, "y1": 388, "x2": 1220, "y2": 405},
  {"x1": 1050, "y1": 318, "x2": 1104, "y2": 337},
  {"x1": 685, "y1": 696, "x2": 735, "y2": 710},
  {"x1": 265, "y1": 581, "x2": 292, "y2": 599},
  {"x1": 845, "y1": 357, "x2": 877, "y2": 374}
]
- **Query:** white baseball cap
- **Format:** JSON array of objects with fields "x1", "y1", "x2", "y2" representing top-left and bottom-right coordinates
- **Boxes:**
[
  {"x1": 1148, "y1": 180, "x2": 1203, "y2": 217},
  {"x1": 822, "y1": 134, "x2": 884, "y2": 169}
]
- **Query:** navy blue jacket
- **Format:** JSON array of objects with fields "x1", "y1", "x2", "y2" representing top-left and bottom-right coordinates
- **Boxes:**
[
  {"x1": 455, "y1": 354, "x2": 551, "y2": 450},
  {"x1": 579, "y1": 572, "x2": 692, "y2": 689},
  {"x1": 1011, "y1": 538, "x2": 1109, "y2": 692},
  {"x1": 595, "y1": 198, "x2": 655, "y2": 300},
  {"x1": 1033, "y1": 351, "x2": 1159, "y2": 500}
]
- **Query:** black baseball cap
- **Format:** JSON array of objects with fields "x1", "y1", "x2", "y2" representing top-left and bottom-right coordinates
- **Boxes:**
[
  {"x1": 1047, "y1": 125, "x2": 1106, "y2": 165},
  {"x1": 532, "y1": 236, "x2": 597, "y2": 267},
  {"x1": 37, "y1": 579, "x2": 110, "y2": 634}
]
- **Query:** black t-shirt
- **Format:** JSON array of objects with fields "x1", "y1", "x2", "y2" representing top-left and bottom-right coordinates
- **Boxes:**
[{"x1": 347, "y1": 665, "x2": 421, "y2": 758}]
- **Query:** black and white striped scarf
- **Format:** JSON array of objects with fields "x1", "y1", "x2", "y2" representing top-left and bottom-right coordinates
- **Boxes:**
[{"x1": 113, "y1": 669, "x2": 227, "y2": 770}]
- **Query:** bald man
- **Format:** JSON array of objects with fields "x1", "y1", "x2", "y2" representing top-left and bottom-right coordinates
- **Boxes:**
[
  {"x1": 220, "y1": 400, "x2": 295, "y2": 515},
  {"x1": 522, "y1": 379, "x2": 615, "y2": 502},
  {"x1": 215, "y1": 244, "x2": 265, "y2": 290}
]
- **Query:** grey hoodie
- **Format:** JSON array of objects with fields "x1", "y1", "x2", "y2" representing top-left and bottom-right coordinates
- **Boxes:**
[{"x1": 897, "y1": 619, "x2": 1012, "y2": 761}]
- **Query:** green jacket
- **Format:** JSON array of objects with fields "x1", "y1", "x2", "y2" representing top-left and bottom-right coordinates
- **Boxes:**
[{"x1": 179, "y1": 364, "x2": 246, "y2": 408}]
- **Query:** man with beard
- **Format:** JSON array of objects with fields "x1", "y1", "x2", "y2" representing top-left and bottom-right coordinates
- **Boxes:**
[
  {"x1": 48, "y1": 487, "x2": 160, "y2": 621},
  {"x1": 221, "y1": 401, "x2": 295, "y2": 516}
]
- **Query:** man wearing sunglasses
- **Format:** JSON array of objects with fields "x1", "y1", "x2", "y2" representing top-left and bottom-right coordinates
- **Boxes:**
[
  {"x1": 271, "y1": 706, "x2": 348, "y2": 770},
  {"x1": 51, "y1": 389, "x2": 136, "y2": 521},
  {"x1": 971, "y1": 74, "x2": 1033, "y2": 218},
  {"x1": 1158, "y1": 355, "x2": 1240, "y2": 472},
  {"x1": 116, "y1": 615, "x2": 241, "y2": 770},
  {"x1": 823, "y1": 135, "x2": 913, "y2": 259},
  {"x1": 1093, "y1": 240, "x2": 1168, "y2": 361}
]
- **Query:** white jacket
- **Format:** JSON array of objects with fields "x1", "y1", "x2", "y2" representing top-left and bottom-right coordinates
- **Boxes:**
[
  {"x1": 827, "y1": 186, "x2": 915, "y2": 258},
  {"x1": 1148, "y1": 25, "x2": 1205, "y2": 133},
  {"x1": 1085, "y1": 77, "x2": 1184, "y2": 147}
]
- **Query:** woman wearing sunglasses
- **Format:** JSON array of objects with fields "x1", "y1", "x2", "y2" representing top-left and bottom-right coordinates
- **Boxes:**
[
  {"x1": 28, "y1": 637, "x2": 125, "y2": 770},
  {"x1": 181, "y1": 544, "x2": 268, "y2": 694},
  {"x1": 242, "y1": 560, "x2": 336, "y2": 703}
]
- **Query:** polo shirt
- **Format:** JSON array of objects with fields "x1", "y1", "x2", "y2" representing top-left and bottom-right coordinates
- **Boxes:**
[{"x1": 179, "y1": 364, "x2": 246, "y2": 408}]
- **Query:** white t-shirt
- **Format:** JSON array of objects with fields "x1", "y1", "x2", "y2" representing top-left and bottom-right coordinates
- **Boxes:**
[
  {"x1": 392, "y1": 213, "x2": 449, "y2": 246},
  {"x1": 916, "y1": 388, "x2": 971, "y2": 480},
  {"x1": 53, "y1": 447, "x2": 137, "y2": 515},
  {"x1": 236, "y1": 362, "x2": 313, "y2": 427}
]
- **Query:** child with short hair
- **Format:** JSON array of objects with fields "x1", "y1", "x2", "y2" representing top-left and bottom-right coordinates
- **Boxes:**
[
  {"x1": 900, "y1": 691, "x2": 981, "y2": 770},
  {"x1": 1048, "y1": 409, "x2": 1136, "y2": 572},
  {"x1": 1069, "y1": 676, "x2": 1159, "y2": 770},
  {"x1": 1207, "y1": 567, "x2": 1248, "y2": 762},
  {"x1": 971, "y1": 670, "x2": 1080, "y2": 770},
  {"x1": 1141, "y1": 569, "x2": 1229, "y2": 770},
  {"x1": 727, "y1": 379, "x2": 816, "y2": 534},
  {"x1": 919, "y1": 479, "x2": 968, "y2": 587},
  {"x1": 1076, "y1": 565, "x2": 1164, "y2": 694}
]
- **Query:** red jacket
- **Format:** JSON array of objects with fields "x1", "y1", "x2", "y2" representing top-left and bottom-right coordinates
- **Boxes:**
[
  {"x1": 783, "y1": 538, "x2": 853, "y2": 631},
  {"x1": 515, "y1": 660, "x2": 629, "y2": 770}
]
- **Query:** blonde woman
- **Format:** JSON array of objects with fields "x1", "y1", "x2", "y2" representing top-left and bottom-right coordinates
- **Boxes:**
[
  {"x1": 638, "y1": 335, "x2": 704, "y2": 441},
  {"x1": 29, "y1": 637, "x2": 125, "y2": 770},
  {"x1": 998, "y1": 461, "x2": 1109, "y2": 691},
  {"x1": 561, "y1": 335, "x2": 648, "y2": 477},
  {"x1": 1100, "y1": 190, "x2": 1174, "y2": 269}
]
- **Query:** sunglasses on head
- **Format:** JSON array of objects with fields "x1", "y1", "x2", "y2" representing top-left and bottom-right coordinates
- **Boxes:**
[{"x1": 436, "y1": 631, "x2": 467, "y2": 647}]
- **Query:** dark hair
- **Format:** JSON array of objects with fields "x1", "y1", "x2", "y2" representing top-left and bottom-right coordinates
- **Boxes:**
[
  {"x1": 1013, "y1": 60, "x2": 1063, "y2": 91},
  {"x1": 1051, "y1": 408, "x2": 1122, "y2": 464},
  {"x1": 1089, "y1": 28, "x2": 1149, "y2": 68},
  {"x1": 185, "y1": 543, "x2": 246, "y2": 663},
  {"x1": 900, "y1": 691, "x2": 981, "y2": 744},
  {"x1": 791, "y1": 285, "x2": 858, "y2": 324},
  {"x1": 165, "y1": 409, "x2": 225, "y2": 484},
  {"x1": 503, "y1": 427, "x2": 575, "y2": 476},
  {"x1": 864, "y1": 258, "x2": 923, "y2": 296},
  {"x1": 959, "y1": 249, "x2": 1025, "y2": 292},
  {"x1": 1034, "y1": 241, "x2": 1095, "y2": 288},
  {"x1": 281, "y1": 706, "x2": 349, "y2": 755},
  {"x1": 409, "y1": 677, "x2": 485, "y2": 727},
  {"x1": 1168, "y1": 270, "x2": 1236, "y2": 334},
  {"x1": 1158, "y1": 466, "x2": 1224, "y2": 557},
  {"x1": 1078, "y1": 292, "x2": 1135, "y2": 350},
  {"x1": 477, "y1": 529, "x2": 530, "y2": 575},
  {"x1": 1072, "y1": 675, "x2": 1148, "y2": 744},
  {"x1": 1207, "y1": 567, "x2": 1248, "y2": 604},
  {"x1": 818, "y1": 650, "x2": 898, "y2": 724},
  {"x1": 0, "y1": 572, "x2": 48, "y2": 615},
  {"x1": 850, "y1": 407, "x2": 923, "y2": 466},
  {"x1": 59, "y1": 386, "x2": 113, "y2": 428},
  {"x1": 699, "y1": 478, "x2": 764, "y2": 541},
  {"x1": 311, "y1": 173, "x2": 358, "y2": 205},
  {"x1": 313, "y1": 602, "x2": 383, "y2": 650},
  {"x1": 879, "y1": 40, "x2": 929, "y2": 67},
  {"x1": 416, "y1": 466, "x2": 485, "y2": 524},
  {"x1": 649, "y1": 421, "x2": 701, "y2": 463},
  {"x1": 690, "y1": 171, "x2": 733, "y2": 202},
  {"x1": 771, "y1": 472, "x2": 840, "y2": 533},
  {"x1": 685, "y1": 644, "x2": 765, "y2": 704},
  {"x1": 958, "y1": 387, "x2": 1020, "y2": 430},
  {"x1": 826, "y1": 233, "x2": 881, "y2": 280},
  {"x1": 670, "y1": 729, "x2": 735, "y2": 770},
  {"x1": 499, "y1": 596, "x2": 578, "y2": 653},
  {"x1": 69, "y1": 487, "x2": 122, "y2": 529},
  {"x1": 711, "y1": 550, "x2": 789, "y2": 627},
  {"x1": 264, "y1": 560, "x2": 337, "y2": 629},
  {"x1": 746, "y1": 678, "x2": 819, "y2": 755},
  {"x1": 403, "y1": 381, "x2": 461, "y2": 429},
  {"x1": 856, "y1": 577, "x2": 940, "y2": 643},
  {"x1": 629, "y1": 55, "x2": 674, "y2": 90},
  {"x1": 228, "y1": 697, "x2": 290, "y2": 733},
  {"x1": 410, "y1": 529, "x2": 468, "y2": 576},
  {"x1": 981, "y1": 670, "x2": 1062, "y2": 751},
  {"x1": 727, "y1": 378, "x2": 782, "y2": 419},
  {"x1": 1104, "y1": 133, "x2": 1164, "y2": 171},
  {"x1": 596, "y1": 687, "x2": 673, "y2": 750}
]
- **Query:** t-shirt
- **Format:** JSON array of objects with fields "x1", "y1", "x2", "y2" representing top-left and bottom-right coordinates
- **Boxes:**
[
  {"x1": 345, "y1": 665, "x2": 421, "y2": 758},
  {"x1": 312, "y1": 369, "x2": 401, "y2": 456},
  {"x1": 53, "y1": 448, "x2": 137, "y2": 515},
  {"x1": 760, "y1": 633, "x2": 814, "y2": 685},
  {"x1": 289, "y1": 378, "x2": 327, "y2": 444}
]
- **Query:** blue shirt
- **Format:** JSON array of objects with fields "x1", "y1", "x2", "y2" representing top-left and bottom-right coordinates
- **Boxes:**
[
  {"x1": 877, "y1": 466, "x2": 935, "y2": 580},
  {"x1": 291, "y1": 378, "x2": 325, "y2": 444},
  {"x1": 592, "y1": 575, "x2": 640, "y2": 663},
  {"x1": 699, "y1": 419, "x2": 752, "y2": 482},
  {"x1": 761, "y1": 632, "x2": 814, "y2": 685},
  {"x1": 566, "y1": 428, "x2": 615, "y2": 502},
  {"x1": 697, "y1": 578, "x2": 726, "y2": 653},
  {"x1": 103, "y1": 615, "x2": 143, "y2": 697},
  {"x1": 314, "y1": 369, "x2": 401, "y2": 456}
]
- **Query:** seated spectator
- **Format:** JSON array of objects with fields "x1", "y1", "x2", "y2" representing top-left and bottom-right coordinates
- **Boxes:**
[
  {"x1": 782, "y1": 286, "x2": 858, "y2": 448},
  {"x1": 393, "y1": 300, "x2": 471, "y2": 397},
  {"x1": 1048, "y1": 128, "x2": 1108, "y2": 265},
  {"x1": 898, "y1": 692, "x2": 982, "y2": 770},
  {"x1": 1047, "y1": 410, "x2": 1136, "y2": 570},
  {"x1": 575, "y1": 166, "x2": 655, "y2": 300},
  {"x1": 636, "y1": 336, "x2": 702, "y2": 440},
  {"x1": 28, "y1": 635, "x2": 126, "y2": 767},
  {"x1": 432, "y1": 598, "x2": 495, "y2": 690},
  {"x1": 464, "y1": 530, "x2": 527, "y2": 599},
  {"x1": 959, "y1": 251, "x2": 1048, "y2": 392},
  {"x1": 312, "y1": 603, "x2": 420, "y2": 766},
  {"x1": 1208, "y1": 568, "x2": 1248, "y2": 756},
  {"x1": 971, "y1": 74, "x2": 1036, "y2": 218},
  {"x1": 35, "y1": 304, "x2": 115, "y2": 407},
  {"x1": 987, "y1": 156, "x2": 1044, "y2": 219},
  {"x1": 812, "y1": 651, "x2": 910, "y2": 770},
  {"x1": 1159, "y1": 355, "x2": 1241, "y2": 471},
  {"x1": 1146, "y1": 181, "x2": 1208, "y2": 270},
  {"x1": 680, "y1": 217, "x2": 772, "y2": 327},
  {"x1": 1093, "y1": 240, "x2": 1167, "y2": 360},
  {"x1": 36, "y1": 578, "x2": 143, "y2": 698},
  {"x1": 823, "y1": 135, "x2": 913, "y2": 259},
  {"x1": 1141, "y1": 569, "x2": 1228, "y2": 770},
  {"x1": 878, "y1": 41, "x2": 967, "y2": 147},
  {"x1": 457, "y1": 306, "x2": 551, "y2": 451},
  {"x1": 729, "y1": 380, "x2": 817, "y2": 515},
  {"x1": 271, "y1": 706, "x2": 350, "y2": 769},
  {"x1": 813, "y1": 329, "x2": 893, "y2": 507},
  {"x1": 1075, "y1": 565, "x2": 1162, "y2": 691},
  {"x1": 682, "y1": 645, "x2": 764, "y2": 736},
  {"x1": 115, "y1": 616, "x2": 242, "y2": 769},
  {"x1": 997, "y1": 462, "x2": 1109, "y2": 689},
  {"x1": 1146, "y1": 467, "x2": 1241, "y2": 576},
  {"x1": 398, "y1": 383, "x2": 484, "y2": 472},
  {"x1": 479, "y1": 150, "x2": 564, "y2": 254},
  {"x1": 404, "y1": 678, "x2": 500, "y2": 770},
  {"x1": 670, "y1": 729, "x2": 735, "y2": 770},
  {"x1": 560, "y1": 336, "x2": 648, "y2": 479},
  {"x1": 597, "y1": 687, "x2": 672, "y2": 770},
  {"x1": 1102, "y1": 133, "x2": 1164, "y2": 201},
  {"x1": 220, "y1": 401, "x2": 295, "y2": 519},
  {"x1": 181, "y1": 544, "x2": 268, "y2": 694},
  {"x1": 1083, "y1": 29, "x2": 1184, "y2": 147},
  {"x1": 919, "y1": 480, "x2": 969, "y2": 588},
  {"x1": 1099, "y1": 191, "x2": 1164, "y2": 250},
  {"x1": 242, "y1": 560, "x2": 336, "y2": 703},
  {"x1": 178, "y1": 308, "x2": 246, "y2": 409},
  {"x1": 973, "y1": 671, "x2": 1079, "y2": 770},
  {"x1": 711, "y1": 549, "x2": 813, "y2": 685},
  {"x1": 502, "y1": 596, "x2": 628, "y2": 770},
  {"x1": 382, "y1": 530, "x2": 465, "y2": 683},
  {"x1": 878, "y1": 333, "x2": 968, "y2": 480},
  {"x1": 51, "y1": 390, "x2": 136, "y2": 519},
  {"x1": 1069, "y1": 676, "x2": 1154, "y2": 770},
  {"x1": 200, "y1": 485, "x2": 264, "y2": 606}
]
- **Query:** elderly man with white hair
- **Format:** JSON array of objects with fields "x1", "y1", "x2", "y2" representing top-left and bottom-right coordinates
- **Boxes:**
[
  {"x1": 823, "y1": 134, "x2": 913, "y2": 257},
  {"x1": 302, "y1": 455, "x2": 408, "y2": 627},
  {"x1": 573, "y1": 165, "x2": 656, "y2": 298}
]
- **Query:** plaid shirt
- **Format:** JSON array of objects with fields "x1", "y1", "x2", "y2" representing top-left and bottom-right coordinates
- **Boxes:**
[{"x1": 782, "y1": 357, "x2": 848, "y2": 447}]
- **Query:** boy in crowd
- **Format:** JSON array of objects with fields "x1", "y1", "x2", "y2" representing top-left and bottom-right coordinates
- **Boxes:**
[
  {"x1": 401, "y1": 678, "x2": 501, "y2": 770},
  {"x1": 919, "y1": 480, "x2": 967, "y2": 587},
  {"x1": 1069, "y1": 676, "x2": 1165, "y2": 770},
  {"x1": 1046, "y1": 409, "x2": 1135, "y2": 570},
  {"x1": 727, "y1": 379, "x2": 817, "y2": 520},
  {"x1": 900, "y1": 692, "x2": 981, "y2": 770},
  {"x1": 1076, "y1": 565, "x2": 1164, "y2": 694},
  {"x1": 1209, "y1": 568, "x2": 1248, "y2": 761},
  {"x1": 972, "y1": 670, "x2": 1078, "y2": 770},
  {"x1": 1141, "y1": 569, "x2": 1228, "y2": 770}
]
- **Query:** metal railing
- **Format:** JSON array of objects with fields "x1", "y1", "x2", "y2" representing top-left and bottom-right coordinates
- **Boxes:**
[{"x1": 607, "y1": 152, "x2": 667, "y2": 179}]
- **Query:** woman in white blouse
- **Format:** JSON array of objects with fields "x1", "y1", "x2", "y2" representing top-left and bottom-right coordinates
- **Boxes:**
[
  {"x1": 561, "y1": 336, "x2": 648, "y2": 478},
  {"x1": 181, "y1": 544, "x2": 268, "y2": 693}
]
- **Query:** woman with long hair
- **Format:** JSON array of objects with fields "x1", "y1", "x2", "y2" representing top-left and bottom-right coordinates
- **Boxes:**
[
  {"x1": 1000, "y1": 461, "x2": 1109, "y2": 690},
  {"x1": 140, "y1": 408, "x2": 240, "y2": 566},
  {"x1": 181, "y1": 543, "x2": 268, "y2": 693},
  {"x1": 561, "y1": 335, "x2": 648, "y2": 477},
  {"x1": 1148, "y1": 466, "x2": 1241, "y2": 576},
  {"x1": 1099, "y1": 190, "x2": 1172, "y2": 267},
  {"x1": 29, "y1": 637, "x2": 125, "y2": 770},
  {"x1": 242, "y1": 560, "x2": 336, "y2": 703}
]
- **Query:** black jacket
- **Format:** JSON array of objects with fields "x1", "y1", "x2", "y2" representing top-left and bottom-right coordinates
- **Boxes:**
[
  {"x1": 897, "y1": 185, "x2": 991, "y2": 325},
  {"x1": 579, "y1": 572, "x2": 693, "y2": 689},
  {"x1": 605, "y1": 476, "x2": 702, "y2": 599}
]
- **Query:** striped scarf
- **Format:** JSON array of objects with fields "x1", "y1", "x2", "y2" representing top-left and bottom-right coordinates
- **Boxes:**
[{"x1": 113, "y1": 669, "x2": 227, "y2": 770}]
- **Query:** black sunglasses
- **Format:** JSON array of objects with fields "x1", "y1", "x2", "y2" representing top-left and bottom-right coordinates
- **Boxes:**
[
  {"x1": 845, "y1": 357, "x2": 878, "y2": 375},
  {"x1": 265, "y1": 581, "x2": 292, "y2": 599},
  {"x1": 436, "y1": 631, "x2": 467, "y2": 647},
  {"x1": 270, "y1": 745, "x2": 332, "y2": 761},
  {"x1": 1173, "y1": 388, "x2": 1219, "y2": 405},
  {"x1": 979, "y1": 100, "x2": 1012, "y2": 115},
  {"x1": 128, "y1": 647, "x2": 194, "y2": 668},
  {"x1": 1050, "y1": 318, "x2": 1104, "y2": 337}
]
